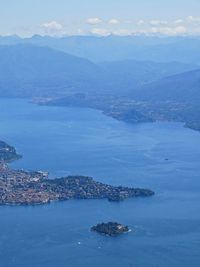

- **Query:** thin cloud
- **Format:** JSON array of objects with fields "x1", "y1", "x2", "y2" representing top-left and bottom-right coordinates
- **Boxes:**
[
  {"x1": 86, "y1": 18, "x2": 102, "y2": 25},
  {"x1": 174, "y1": 19, "x2": 184, "y2": 24},
  {"x1": 41, "y1": 21, "x2": 64, "y2": 36},
  {"x1": 112, "y1": 29, "x2": 133, "y2": 36},
  {"x1": 151, "y1": 26, "x2": 187, "y2": 36},
  {"x1": 90, "y1": 28, "x2": 111, "y2": 36},
  {"x1": 108, "y1": 19, "x2": 120, "y2": 25},
  {"x1": 187, "y1": 16, "x2": 200, "y2": 24},
  {"x1": 42, "y1": 21, "x2": 63, "y2": 31},
  {"x1": 38, "y1": 16, "x2": 200, "y2": 37},
  {"x1": 150, "y1": 20, "x2": 168, "y2": 26},
  {"x1": 137, "y1": 20, "x2": 145, "y2": 26}
]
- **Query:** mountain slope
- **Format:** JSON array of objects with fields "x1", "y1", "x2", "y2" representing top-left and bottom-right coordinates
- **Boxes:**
[
  {"x1": 1, "y1": 35, "x2": 200, "y2": 64},
  {"x1": 99, "y1": 60, "x2": 197, "y2": 95},
  {"x1": 134, "y1": 69, "x2": 200, "y2": 103},
  {"x1": 0, "y1": 44, "x2": 197, "y2": 98},
  {"x1": 0, "y1": 44, "x2": 102, "y2": 97}
]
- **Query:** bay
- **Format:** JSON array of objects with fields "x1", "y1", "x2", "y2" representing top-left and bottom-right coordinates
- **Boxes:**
[{"x1": 0, "y1": 98, "x2": 200, "y2": 267}]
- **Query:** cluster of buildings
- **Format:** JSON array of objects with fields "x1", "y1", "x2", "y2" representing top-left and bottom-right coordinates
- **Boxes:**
[{"x1": 0, "y1": 161, "x2": 154, "y2": 206}]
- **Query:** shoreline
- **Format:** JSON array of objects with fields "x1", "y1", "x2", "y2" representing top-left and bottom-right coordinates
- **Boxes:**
[
  {"x1": 0, "y1": 141, "x2": 155, "y2": 206},
  {"x1": 32, "y1": 96, "x2": 200, "y2": 133}
]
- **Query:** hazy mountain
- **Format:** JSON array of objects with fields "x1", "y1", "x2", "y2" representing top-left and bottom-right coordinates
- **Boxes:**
[
  {"x1": 0, "y1": 42, "x2": 200, "y2": 131},
  {"x1": 99, "y1": 60, "x2": 197, "y2": 95},
  {"x1": 1, "y1": 35, "x2": 200, "y2": 64},
  {"x1": 0, "y1": 43, "x2": 197, "y2": 98},
  {"x1": 134, "y1": 68, "x2": 200, "y2": 103},
  {"x1": 0, "y1": 44, "x2": 103, "y2": 97}
]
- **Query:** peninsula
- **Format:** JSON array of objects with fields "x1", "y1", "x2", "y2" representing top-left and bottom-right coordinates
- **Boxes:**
[{"x1": 0, "y1": 141, "x2": 154, "y2": 206}]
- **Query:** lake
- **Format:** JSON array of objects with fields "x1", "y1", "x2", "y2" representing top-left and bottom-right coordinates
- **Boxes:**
[{"x1": 0, "y1": 98, "x2": 200, "y2": 267}]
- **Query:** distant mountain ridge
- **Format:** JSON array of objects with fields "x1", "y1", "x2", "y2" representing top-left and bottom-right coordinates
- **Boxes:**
[
  {"x1": 0, "y1": 44, "x2": 102, "y2": 97},
  {"x1": 1, "y1": 35, "x2": 200, "y2": 64},
  {"x1": 135, "y1": 68, "x2": 200, "y2": 103},
  {"x1": 0, "y1": 42, "x2": 200, "y2": 132},
  {"x1": 99, "y1": 60, "x2": 198, "y2": 95},
  {"x1": 0, "y1": 44, "x2": 197, "y2": 98}
]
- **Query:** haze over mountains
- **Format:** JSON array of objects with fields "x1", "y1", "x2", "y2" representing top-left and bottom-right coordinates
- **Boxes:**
[
  {"x1": 0, "y1": 35, "x2": 200, "y2": 130},
  {"x1": 0, "y1": 44, "x2": 103, "y2": 97},
  {"x1": 100, "y1": 60, "x2": 198, "y2": 96},
  {"x1": 136, "y1": 69, "x2": 200, "y2": 103},
  {"x1": 0, "y1": 40, "x2": 199, "y2": 98},
  {"x1": 1, "y1": 35, "x2": 200, "y2": 63}
]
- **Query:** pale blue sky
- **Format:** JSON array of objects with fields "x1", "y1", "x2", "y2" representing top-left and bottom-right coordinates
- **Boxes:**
[{"x1": 0, "y1": 0, "x2": 200, "y2": 36}]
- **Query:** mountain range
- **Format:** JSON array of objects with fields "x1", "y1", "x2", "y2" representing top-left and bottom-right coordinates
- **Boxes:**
[
  {"x1": 134, "y1": 69, "x2": 200, "y2": 104},
  {"x1": 1, "y1": 35, "x2": 200, "y2": 64},
  {"x1": 0, "y1": 38, "x2": 200, "y2": 131},
  {"x1": 0, "y1": 43, "x2": 198, "y2": 98},
  {"x1": 0, "y1": 44, "x2": 102, "y2": 97}
]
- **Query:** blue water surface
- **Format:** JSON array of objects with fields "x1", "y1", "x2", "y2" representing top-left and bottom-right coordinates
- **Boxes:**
[{"x1": 0, "y1": 98, "x2": 200, "y2": 267}]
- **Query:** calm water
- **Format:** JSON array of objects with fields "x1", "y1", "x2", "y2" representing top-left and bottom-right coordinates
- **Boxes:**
[{"x1": 0, "y1": 98, "x2": 200, "y2": 267}]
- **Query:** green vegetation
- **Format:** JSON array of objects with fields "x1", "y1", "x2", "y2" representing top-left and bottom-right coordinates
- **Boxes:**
[
  {"x1": 0, "y1": 141, "x2": 21, "y2": 162},
  {"x1": 91, "y1": 222, "x2": 129, "y2": 236}
]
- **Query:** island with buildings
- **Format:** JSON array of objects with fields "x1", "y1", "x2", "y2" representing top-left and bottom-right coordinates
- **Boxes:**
[
  {"x1": 0, "y1": 141, "x2": 154, "y2": 206},
  {"x1": 91, "y1": 222, "x2": 129, "y2": 236}
]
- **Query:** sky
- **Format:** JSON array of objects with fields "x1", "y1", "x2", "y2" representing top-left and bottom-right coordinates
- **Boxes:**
[{"x1": 0, "y1": 0, "x2": 200, "y2": 37}]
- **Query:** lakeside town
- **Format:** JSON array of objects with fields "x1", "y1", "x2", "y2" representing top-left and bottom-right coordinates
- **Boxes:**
[{"x1": 0, "y1": 141, "x2": 154, "y2": 205}]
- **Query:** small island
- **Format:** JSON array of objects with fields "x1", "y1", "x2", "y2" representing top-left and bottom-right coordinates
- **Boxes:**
[
  {"x1": 0, "y1": 141, "x2": 155, "y2": 206},
  {"x1": 91, "y1": 222, "x2": 129, "y2": 236}
]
